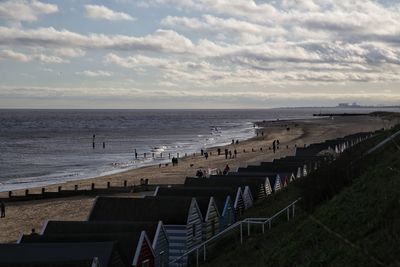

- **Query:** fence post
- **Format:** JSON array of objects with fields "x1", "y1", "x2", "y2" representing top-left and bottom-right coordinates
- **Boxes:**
[
  {"x1": 8, "y1": 191, "x2": 12, "y2": 198},
  {"x1": 124, "y1": 180, "x2": 127, "y2": 187},
  {"x1": 41, "y1": 188, "x2": 45, "y2": 194},
  {"x1": 203, "y1": 244, "x2": 206, "y2": 262},
  {"x1": 240, "y1": 222, "x2": 243, "y2": 244},
  {"x1": 91, "y1": 183, "x2": 95, "y2": 190},
  {"x1": 196, "y1": 248, "x2": 199, "y2": 266},
  {"x1": 287, "y1": 207, "x2": 290, "y2": 221},
  {"x1": 58, "y1": 186, "x2": 62, "y2": 192},
  {"x1": 262, "y1": 223, "x2": 265, "y2": 234},
  {"x1": 292, "y1": 204, "x2": 295, "y2": 218},
  {"x1": 107, "y1": 182, "x2": 110, "y2": 189},
  {"x1": 247, "y1": 221, "x2": 250, "y2": 236},
  {"x1": 74, "y1": 185, "x2": 78, "y2": 191},
  {"x1": 25, "y1": 189, "x2": 29, "y2": 196}
]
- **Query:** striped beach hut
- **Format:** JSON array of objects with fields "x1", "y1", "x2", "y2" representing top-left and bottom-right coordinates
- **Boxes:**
[
  {"x1": 20, "y1": 231, "x2": 155, "y2": 267},
  {"x1": 154, "y1": 186, "x2": 236, "y2": 231},
  {"x1": 0, "y1": 242, "x2": 126, "y2": 267},
  {"x1": 40, "y1": 220, "x2": 168, "y2": 267},
  {"x1": 88, "y1": 196, "x2": 203, "y2": 266},
  {"x1": 184, "y1": 177, "x2": 249, "y2": 212},
  {"x1": 157, "y1": 195, "x2": 220, "y2": 241}
]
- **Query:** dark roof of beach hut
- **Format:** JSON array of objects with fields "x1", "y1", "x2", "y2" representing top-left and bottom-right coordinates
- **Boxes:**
[
  {"x1": 184, "y1": 177, "x2": 260, "y2": 200},
  {"x1": 145, "y1": 195, "x2": 208, "y2": 220},
  {"x1": 20, "y1": 232, "x2": 145, "y2": 266},
  {"x1": 155, "y1": 186, "x2": 232, "y2": 211},
  {"x1": 43, "y1": 221, "x2": 159, "y2": 243},
  {"x1": 0, "y1": 242, "x2": 125, "y2": 267},
  {"x1": 89, "y1": 196, "x2": 194, "y2": 225}
]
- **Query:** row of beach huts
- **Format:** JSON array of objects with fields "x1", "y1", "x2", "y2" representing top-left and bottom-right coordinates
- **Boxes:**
[{"x1": 0, "y1": 131, "x2": 377, "y2": 267}]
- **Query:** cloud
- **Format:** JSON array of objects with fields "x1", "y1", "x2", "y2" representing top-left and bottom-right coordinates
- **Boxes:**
[
  {"x1": 2, "y1": 85, "x2": 400, "y2": 109},
  {"x1": 0, "y1": 0, "x2": 58, "y2": 22},
  {"x1": 76, "y1": 70, "x2": 113, "y2": 77},
  {"x1": 85, "y1": 5, "x2": 135, "y2": 21},
  {"x1": 0, "y1": 27, "x2": 194, "y2": 53},
  {"x1": 0, "y1": 49, "x2": 66, "y2": 63}
]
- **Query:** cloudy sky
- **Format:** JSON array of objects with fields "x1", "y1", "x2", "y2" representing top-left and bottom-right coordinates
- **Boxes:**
[{"x1": 0, "y1": 0, "x2": 399, "y2": 108}]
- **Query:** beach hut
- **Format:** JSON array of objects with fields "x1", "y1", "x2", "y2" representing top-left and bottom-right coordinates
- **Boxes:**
[
  {"x1": 88, "y1": 196, "x2": 203, "y2": 266},
  {"x1": 238, "y1": 164, "x2": 301, "y2": 179},
  {"x1": 40, "y1": 220, "x2": 168, "y2": 267},
  {"x1": 155, "y1": 186, "x2": 236, "y2": 231},
  {"x1": 260, "y1": 162, "x2": 305, "y2": 178},
  {"x1": 209, "y1": 175, "x2": 268, "y2": 199},
  {"x1": 155, "y1": 195, "x2": 219, "y2": 241},
  {"x1": 20, "y1": 231, "x2": 155, "y2": 267},
  {"x1": 0, "y1": 242, "x2": 127, "y2": 267},
  {"x1": 184, "y1": 177, "x2": 249, "y2": 212}
]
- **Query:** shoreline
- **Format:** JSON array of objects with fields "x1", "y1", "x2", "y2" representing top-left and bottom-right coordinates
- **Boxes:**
[
  {"x1": 0, "y1": 121, "x2": 257, "y2": 193},
  {"x1": 0, "y1": 114, "x2": 397, "y2": 243},
  {"x1": 0, "y1": 115, "x2": 319, "y2": 194}
]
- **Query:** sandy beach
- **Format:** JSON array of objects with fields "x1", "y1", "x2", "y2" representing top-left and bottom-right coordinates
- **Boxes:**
[{"x1": 0, "y1": 114, "x2": 396, "y2": 243}]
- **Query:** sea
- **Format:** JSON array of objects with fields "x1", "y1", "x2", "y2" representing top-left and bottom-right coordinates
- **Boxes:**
[{"x1": 0, "y1": 108, "x2": 398, "y2": 192}]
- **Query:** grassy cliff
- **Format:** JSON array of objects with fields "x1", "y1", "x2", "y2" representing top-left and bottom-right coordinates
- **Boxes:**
[{"x1": 202, "y1": 127, "x2": 400, "y2": 267}]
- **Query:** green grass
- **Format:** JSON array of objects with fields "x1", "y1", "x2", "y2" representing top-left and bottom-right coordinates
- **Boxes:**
[{"x1": 200, "y1": 128, "x2": 400, "y2": 267}]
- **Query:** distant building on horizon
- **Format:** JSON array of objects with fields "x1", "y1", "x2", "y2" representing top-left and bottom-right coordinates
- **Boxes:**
[{"x1": 337, "y1": 102, "x2": 361, "y2": 108}]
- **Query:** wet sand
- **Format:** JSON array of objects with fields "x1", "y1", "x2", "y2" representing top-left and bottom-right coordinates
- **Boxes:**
[{"x1": 0, "y1": 115, "x2": 394, "y2": 243}]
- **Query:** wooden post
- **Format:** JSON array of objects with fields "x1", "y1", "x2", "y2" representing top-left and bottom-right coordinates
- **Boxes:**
[
  {"x1": 107, "y1": 182, "x2": 110, "y2": 189},
  {"x1": 41, "y1": 188, "x2": 45, "y2": 194},
  {"x1": 74, "y1": 185, "x2": 78, "y2": 191},
  {"x1": 58, "y1": 186, "x2": 62, "y2": 192},
  {"x1": 124, "y1": 180, "x2": 127, "y2": 187},
  {"x1": 8, "y1": 191, "x2": 12, "y2": 198},
  {"x1": 91, "y1": 183, "x2": 95, "y2": 190},
  {"x1": 203, "y1": 244, "x2": 206, "y2": 261},
  {"x1": 25, "y1": 189, "x2": 29, "y2": 196},
  {"x1": 262, "y1": 223, "x2": 265, "y2": 234},
  {"x1": 247, "y1": 221, "x2": 250, "y2": 236}
]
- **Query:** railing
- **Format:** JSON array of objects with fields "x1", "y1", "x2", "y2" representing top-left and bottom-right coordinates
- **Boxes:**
[{"x1": 170, "y1": 198, "x2": 301, "y2": 267}]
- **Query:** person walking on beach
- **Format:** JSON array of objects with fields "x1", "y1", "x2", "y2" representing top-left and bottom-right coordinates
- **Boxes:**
[
  {"x1": 234, "y1": 149, "x2": 237, "y2": 158},
  {"x1": 217, "y1": 148, "x2": 221, "y2": 155},
  {"x1": 201, "y1": 149, "x2": 204, "y2": 156},
  {"x1": 204, "y1": 152, "x2": 209, "y2": 160},
  {"x1": 229, "y1": 150, "x2": 232, "y2": 159},
  {"x1": 0, "y1": 202, "x2": 5, "y2": 218},
  {"x1": 224, "y1": 149, "x2": 228, "y2": 159}
]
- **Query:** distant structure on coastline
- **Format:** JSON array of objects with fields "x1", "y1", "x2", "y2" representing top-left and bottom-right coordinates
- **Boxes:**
[
  {"x1": 336, "y1": 102, "x2": 399, "y2": 108},
  {"x1": 337, "y1": 102, "x2": 361, "y2": 108}
]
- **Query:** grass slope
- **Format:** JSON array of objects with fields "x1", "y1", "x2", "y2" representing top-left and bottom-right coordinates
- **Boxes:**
[{"x1": 202, "y1": 130, "x2": 400, "y2": 267}]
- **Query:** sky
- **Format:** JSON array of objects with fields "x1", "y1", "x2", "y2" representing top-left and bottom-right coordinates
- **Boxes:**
[{"x1": 0, "y1": 0, "x2": 400, "y2": 109}]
